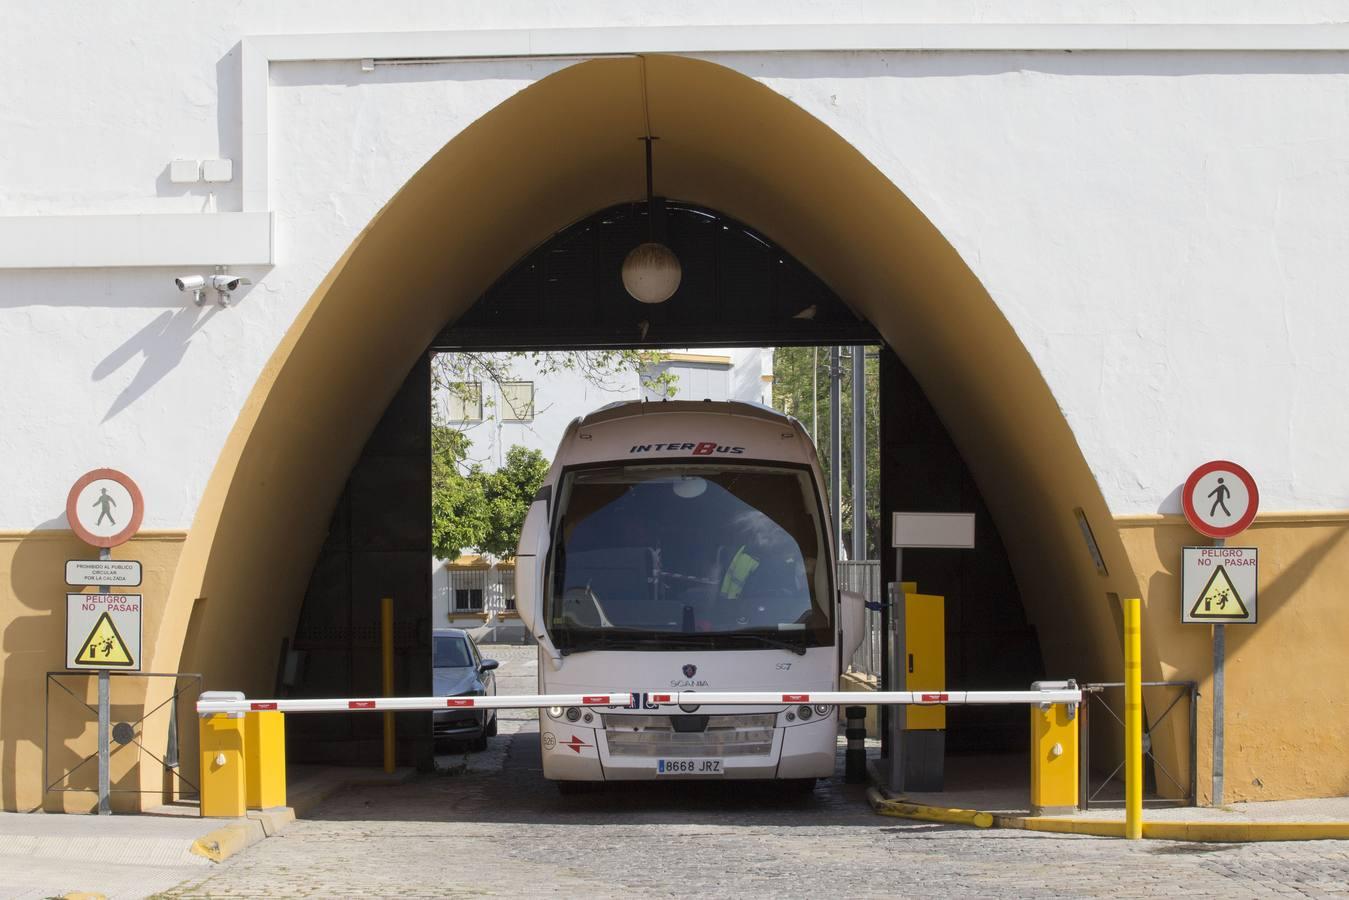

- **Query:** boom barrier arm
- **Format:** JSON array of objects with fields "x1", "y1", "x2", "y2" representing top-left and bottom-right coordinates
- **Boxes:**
[{"x1": 196, "y1": 688, "x2": 1081, "y2": 715}]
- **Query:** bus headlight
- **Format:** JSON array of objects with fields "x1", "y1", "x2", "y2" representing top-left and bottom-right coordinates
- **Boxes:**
[
  {"x1": 814, "y1": 705, "x2": 832, "y2": 717},
  {"x1": 547, "y1": 706, "x2": 564, "y2": 719},
  {"x1": 565, "y1": 707, "x2": 582, "y2": 723},
  {"x1": 798, "y1": 705, "x2": 814, "y2": 720}
]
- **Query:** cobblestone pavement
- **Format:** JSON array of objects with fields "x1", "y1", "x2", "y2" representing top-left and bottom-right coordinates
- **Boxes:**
[{"x1": 158, "y1": 646, "x2": 1349, "y2": 899}]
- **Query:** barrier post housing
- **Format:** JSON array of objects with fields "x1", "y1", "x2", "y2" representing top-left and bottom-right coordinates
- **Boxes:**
[
  {"x1": 1030, "y1": 680, "x2": 1079, "y2": 815},
  {"x1": 199, "y1": 689, "x2": 247, "y2": 818},
  {"x1": 244, "y1": 709, "x2": 287, "y2": 810}
]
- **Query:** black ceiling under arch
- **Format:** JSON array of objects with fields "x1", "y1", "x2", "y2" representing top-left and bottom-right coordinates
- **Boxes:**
[{"x1": 432, "y1": 199, "x2": 880, "y2": 351}]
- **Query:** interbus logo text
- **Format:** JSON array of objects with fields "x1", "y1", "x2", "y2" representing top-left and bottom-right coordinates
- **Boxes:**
[{"x1": 629, "y1": 442, "x2": 745, "y2": 455}]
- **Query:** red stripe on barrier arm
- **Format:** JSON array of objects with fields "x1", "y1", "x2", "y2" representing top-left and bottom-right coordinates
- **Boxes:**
[
  {"x1": 581, "y1": 695, "x2": 609, "y2": 705},
  {"x1": 920, "y1": 693, "x2": 949, "y2": 703},
  {"x1": 251, "y1": 702, "x2": 278, "y2": 711},
  {"x1": 652, "y1": 694, "x2": 672, "y2": 703},
  {"x1": 445, "y1": 698, "x2": 475, "y2": 707},
  {"x1": 782, "y1": 694, "x2": 810, "y2": 702},
  {"x1": 349, "y1": 700, "x2": 376, "y2": 709}
]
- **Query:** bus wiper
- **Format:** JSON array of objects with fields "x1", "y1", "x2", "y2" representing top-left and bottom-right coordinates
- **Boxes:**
[{"x1": 731, "y1": 634, "x2": 808, "y2": 656}]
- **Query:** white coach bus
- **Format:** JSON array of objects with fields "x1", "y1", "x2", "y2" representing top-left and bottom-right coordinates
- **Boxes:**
[{"x1": 515, "y1": 400, "x2": 865, "y2": 792}]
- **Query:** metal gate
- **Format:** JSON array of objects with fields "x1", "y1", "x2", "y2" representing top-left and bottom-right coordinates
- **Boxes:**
[
  {"x1": 44, "y1": 671, "x2": 201, "y2": 808},
  {"x1": 1079, "y1": 680, "x2": 1197, "y2": 809}
]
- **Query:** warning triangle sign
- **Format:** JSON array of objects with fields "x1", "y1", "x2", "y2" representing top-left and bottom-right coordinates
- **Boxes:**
[
  {"x1": 1189, "y1": 565, "x2": 1250, "y2": 620},
  {"x1": 75, "y1": 611, "x2": 135, "y2": 667}
]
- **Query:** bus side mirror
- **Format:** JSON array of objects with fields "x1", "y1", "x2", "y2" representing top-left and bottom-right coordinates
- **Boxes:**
[
  {"x1": 515, "y1": 495, "x2": 563, "y2": 669},
  {"x1": 839, "y1": 590, "x2": 866, "y2": 661}
]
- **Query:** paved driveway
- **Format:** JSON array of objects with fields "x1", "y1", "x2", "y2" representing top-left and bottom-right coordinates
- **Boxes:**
[{"x1": 158, "y1": 647, "x2": 1349, "y2": 898}]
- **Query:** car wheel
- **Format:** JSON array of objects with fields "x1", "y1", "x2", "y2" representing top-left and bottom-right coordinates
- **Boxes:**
[{"x1": 485, "y1": 714, "x2": 498, "y2": 738}]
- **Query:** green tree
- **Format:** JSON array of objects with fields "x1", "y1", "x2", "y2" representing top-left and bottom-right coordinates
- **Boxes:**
[
  {"x1": 770, "y1": 346, "x2": 880, "y2": 559},
  {"x1": 476, "y1": 445, "x2": 551, "y2": 558},
  {"x1": 431, "y1": 425, "x2": 489, "y2": 560}
]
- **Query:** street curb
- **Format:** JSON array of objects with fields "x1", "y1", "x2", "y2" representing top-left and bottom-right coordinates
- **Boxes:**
[
  {"x1": 866, "y1": 785, "x2": 1349, "y2": 841},
  {"x1": 994, "y1": 814, "x2": 1349, "y2": 842},
  {"x1": 865, "y1": 786, "x2": 994, "y2": 828},
  {"x1": 189, "y1": 807, "x2": 295, "y2": 863},
  {"x1": 188, "y1": 767, "x2": 416, "y2": 863}
]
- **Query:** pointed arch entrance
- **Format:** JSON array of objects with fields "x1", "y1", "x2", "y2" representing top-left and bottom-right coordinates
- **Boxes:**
[{"x1": 163, "y1": 54, "x2": 1142, "y2": 774}]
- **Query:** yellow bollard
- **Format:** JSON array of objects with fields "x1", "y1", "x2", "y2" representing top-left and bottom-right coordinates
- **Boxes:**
[
  {"x1": 1124, "y1": 596, "x2": 1143, "y2": 840},
  {"x1": 1029, "y1": 683, "x2": 1079, "y2": 815},
  {"x1": 382, "y1": 596, "x2": 395, "y2": 774},
  {"x1": 244, "y1": 710, "x2": 287, "y2": 810},
  {"x1": 199, "y1": 701, "x2": 246, "y2": 818}
]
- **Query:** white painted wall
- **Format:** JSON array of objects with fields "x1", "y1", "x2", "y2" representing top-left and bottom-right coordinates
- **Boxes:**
[{"x1": 3, "y1": 4, "x2": 1349, "y2": 530}]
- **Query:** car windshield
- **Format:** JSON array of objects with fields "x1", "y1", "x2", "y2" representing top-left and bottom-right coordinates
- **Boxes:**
[
  {"x1": 432, "y1": 635, "x2": 472, "y2": 668},
  {"x1": 546, "y1": 462, "x2": 832, "y2": 652}
]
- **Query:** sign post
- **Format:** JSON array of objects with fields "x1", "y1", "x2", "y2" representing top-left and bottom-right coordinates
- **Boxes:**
[
  {"x1": 65, "y1": 468, "x2": 144, "y2": 815},
  {"x1": 886, "y1": 512, "x2": 975, "y2": 793},
  {"x1": 1180, "y1": 460, "x2": 1259, "y2": 807}
]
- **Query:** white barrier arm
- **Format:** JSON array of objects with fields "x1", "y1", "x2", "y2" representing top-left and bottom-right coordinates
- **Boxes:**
[
  {"x1": 196, "y1": 693, "x2": 636, "y2": 715},
  {"x1": 197, "y1": 688, "x2": 1081, "y2": 715},
  {"x1": 650, "y1": 690, "x2": 1082, "y2": 707}
]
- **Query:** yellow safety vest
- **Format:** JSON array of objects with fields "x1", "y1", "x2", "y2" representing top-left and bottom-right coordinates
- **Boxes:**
[{"x1": 720, "y1": 545, "x2": 760, "y2": 599}]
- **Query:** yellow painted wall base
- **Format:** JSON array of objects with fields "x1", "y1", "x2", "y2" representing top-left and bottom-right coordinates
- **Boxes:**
[
  {"x1": 200, "y1": 714, "x2": 246, "y2": 818},
  {"x1": 244, "y1": 710, "x2": 286, "y2": 810}
]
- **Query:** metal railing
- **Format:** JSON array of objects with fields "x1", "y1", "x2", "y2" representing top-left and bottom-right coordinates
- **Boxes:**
[
  {"x1": 44, "y1": 671, "x2": 201, "y2": 805},
  {"x1": 838, "y1": 560, "x2": 882, "y2": 677},
  {"x1": 1079, "y1": 680, "x2": 1198, "y2": 809}
]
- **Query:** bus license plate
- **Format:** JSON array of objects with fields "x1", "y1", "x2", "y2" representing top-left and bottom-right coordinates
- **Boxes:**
[{"x1": 656, "y1": 758, "x2": 723, "y2": 776}]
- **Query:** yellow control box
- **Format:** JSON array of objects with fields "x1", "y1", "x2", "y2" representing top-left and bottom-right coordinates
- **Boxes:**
[{"x1": 903, "y1": 592, "x2": 946, "y2": 731}]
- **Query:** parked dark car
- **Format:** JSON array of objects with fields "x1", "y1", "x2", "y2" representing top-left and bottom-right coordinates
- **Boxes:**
[{"x1": 432, "y1": 628, "x2": 499, "y2": 751}]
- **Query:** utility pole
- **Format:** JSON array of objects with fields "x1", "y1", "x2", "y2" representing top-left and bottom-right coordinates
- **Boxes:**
[
  {"x1": 851, "y1": 346, "x2": 867, "y2": 561},
  {"x1": 829, "y1": 346, "x2": 843, "y2": 558}
]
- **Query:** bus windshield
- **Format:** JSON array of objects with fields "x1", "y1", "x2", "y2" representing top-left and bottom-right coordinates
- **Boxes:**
[{"x1": 546, "y1": 463, "x2": 833, "y2": 653}]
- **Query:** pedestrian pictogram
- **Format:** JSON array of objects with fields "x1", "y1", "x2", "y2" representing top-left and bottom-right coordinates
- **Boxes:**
[
  {"x1": 66, "y1": 593, "x2": 142, "y2": 670},
  {"x1": 66, "y1": 469, "x2": 144, "y2": 548},
  {"x1": 1182, "y1": 461, "x2": 1259, "y2": 539},
  {"x1": 1188, "y1": 566, "x2": 1250, "y2": 620},
  {"x1": 1182, "y1": 547, "x2": 1258, "y2": 624},
  {"x1": 74, "y1": 612, "x2": 135, "y2": 666}
]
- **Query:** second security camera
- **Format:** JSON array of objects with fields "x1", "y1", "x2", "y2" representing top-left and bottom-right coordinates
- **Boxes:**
[{"x1": 209, "y1": 274, "x2": 250, "y2": 292}]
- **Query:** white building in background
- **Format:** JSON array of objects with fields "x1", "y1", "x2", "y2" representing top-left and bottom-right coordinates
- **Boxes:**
[
  {"x1": 437, "y1": 348, "x2": 773, "y2": 470},
  {"x1": 432, "y1": 347, "x2": 773, "y2": 638}
]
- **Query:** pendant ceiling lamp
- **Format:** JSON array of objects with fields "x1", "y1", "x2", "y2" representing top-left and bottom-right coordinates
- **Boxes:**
[{"x1": 622, "y1": 59, "x2": 682, "y2": 305}]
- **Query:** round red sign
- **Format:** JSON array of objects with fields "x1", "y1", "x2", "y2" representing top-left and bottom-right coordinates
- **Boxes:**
[
  {"x1": 66, "y1": 468, "x2": 144, "y2": 548},
  {"x1": 1181, "y1": 460, "x2": 1258, "y2": 539}
]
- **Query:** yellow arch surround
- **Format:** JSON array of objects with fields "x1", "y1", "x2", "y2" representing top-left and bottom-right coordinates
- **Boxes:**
[{"x1": 166, "y1": 55, "x2": 1138, "y2": 747}]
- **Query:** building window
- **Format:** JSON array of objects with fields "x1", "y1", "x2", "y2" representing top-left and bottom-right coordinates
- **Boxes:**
[
  {"x1": 501, "y1": 381, "x2": 534, "y2": 422},
  {"x1": 454, "y1": 588, "x2": 484, "y2": 612},
  {"x1": 448, "y1": 382, "x2": 482, "y2": 422}
]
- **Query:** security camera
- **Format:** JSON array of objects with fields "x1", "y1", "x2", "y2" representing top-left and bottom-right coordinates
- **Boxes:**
[
  {"x1": 175, "y1": 274, "x2": 208, "y2": 306},
  {"x1": 209, "y1": 274, "x2": 250, "y2": 293}
]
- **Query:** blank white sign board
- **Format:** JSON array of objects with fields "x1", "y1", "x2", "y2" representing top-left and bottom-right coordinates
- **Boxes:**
[{"x1": 891, "y1": 512, "x2": 976, "y2": 549}]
